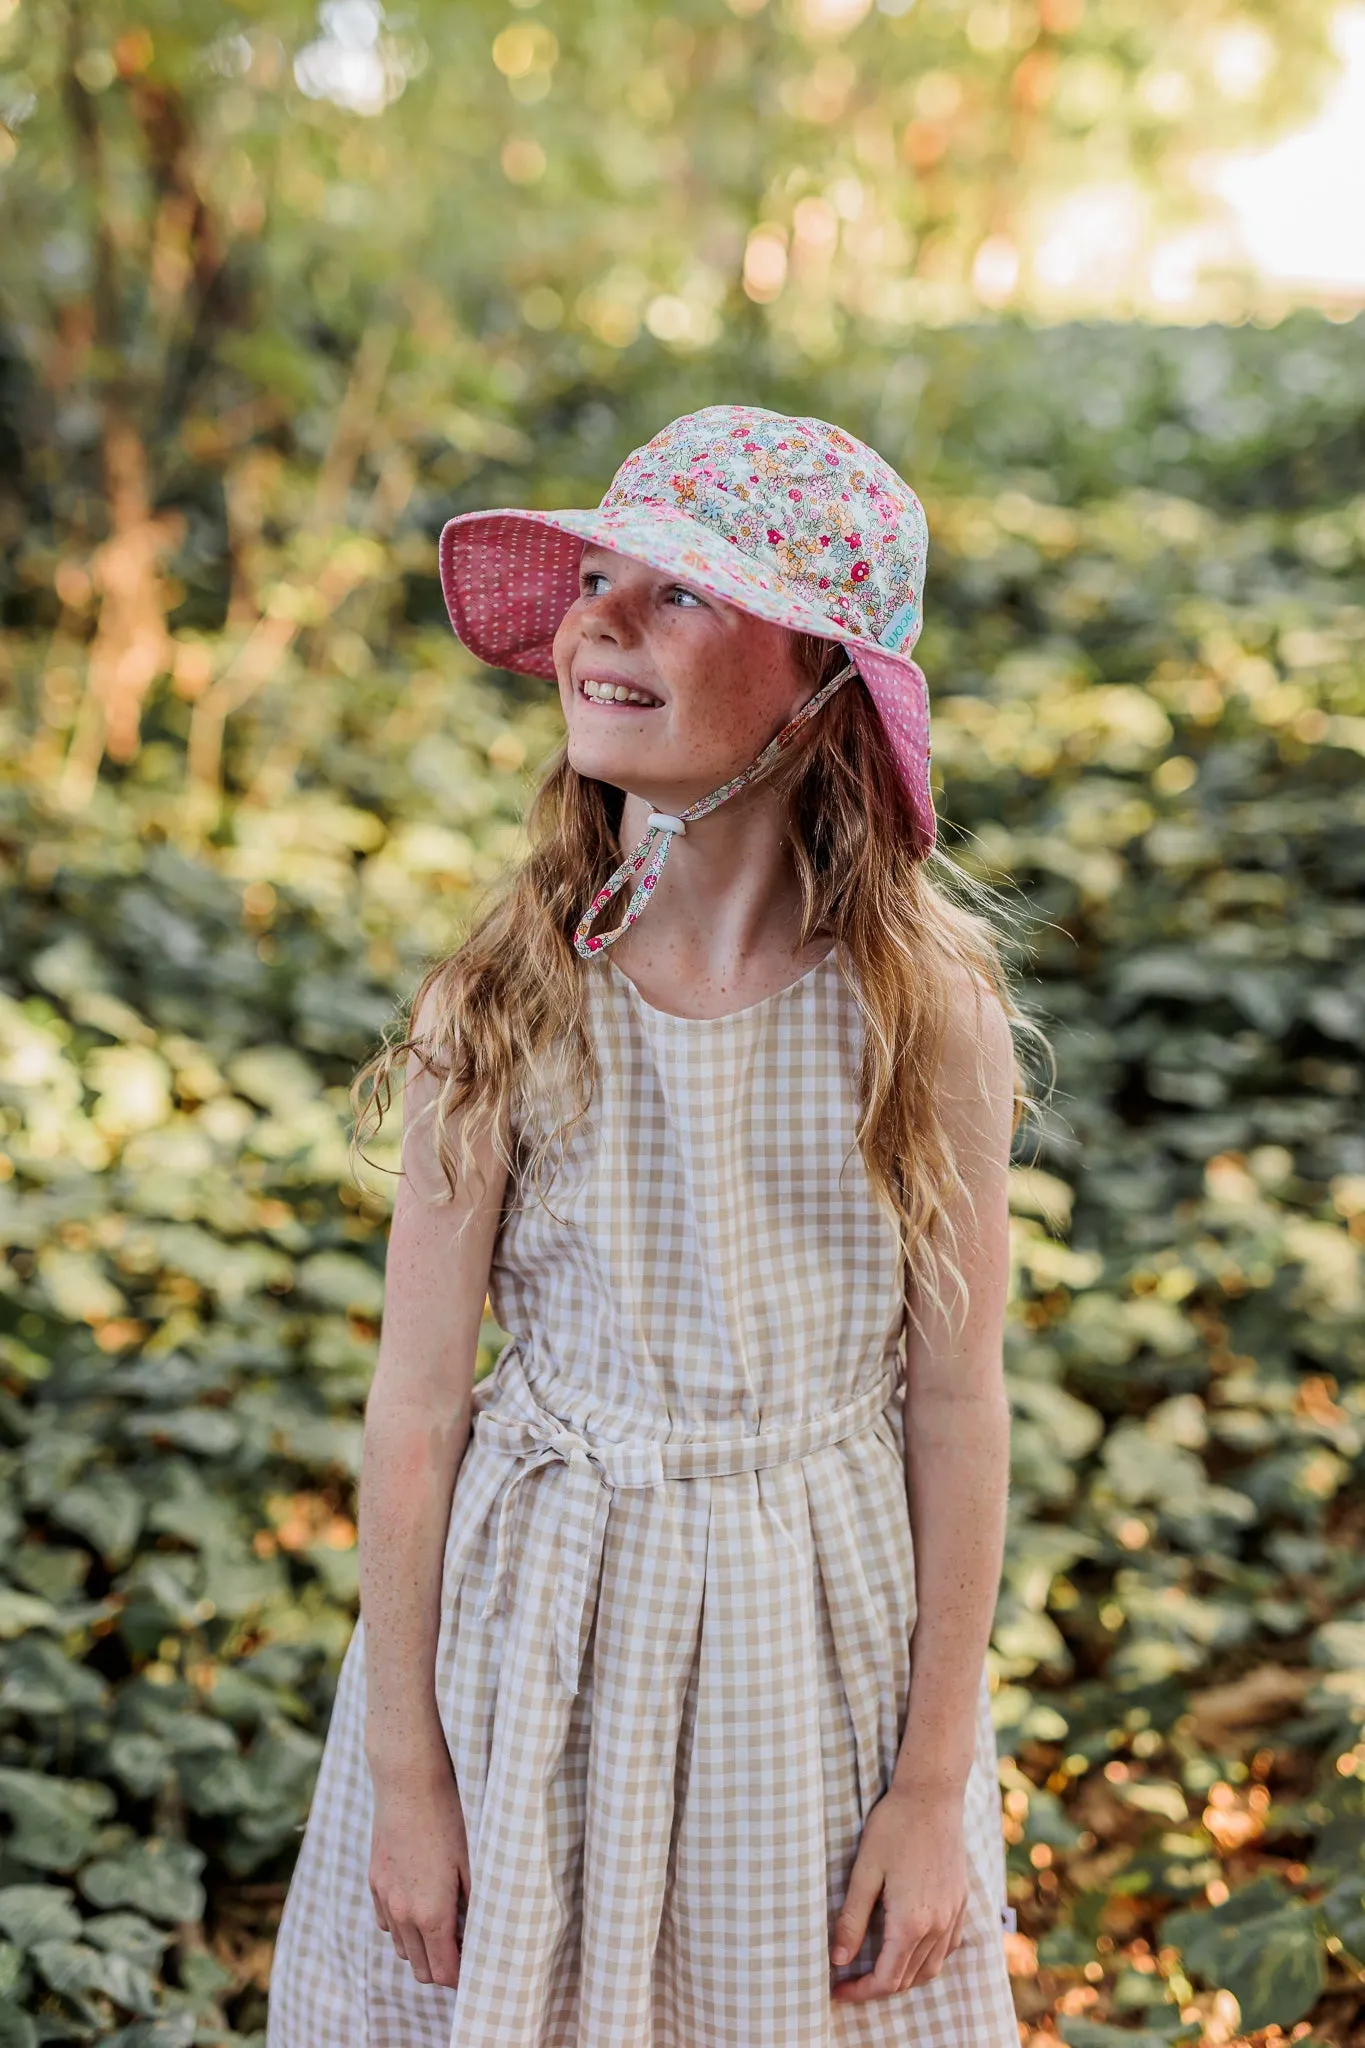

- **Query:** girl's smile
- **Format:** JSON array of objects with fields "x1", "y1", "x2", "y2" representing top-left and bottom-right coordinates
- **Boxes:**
[{"x1": 574, "y1": 670, "x2": 664, "y2": 709}]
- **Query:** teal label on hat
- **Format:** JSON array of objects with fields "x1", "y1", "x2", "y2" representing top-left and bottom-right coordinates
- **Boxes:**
[{"x1": 879, "y1": 599, "x2": 920, "y2": 650}]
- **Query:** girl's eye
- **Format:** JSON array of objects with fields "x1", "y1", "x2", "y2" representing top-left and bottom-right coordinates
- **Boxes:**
[{"x1": 578, "y1": 572, "x2": 703, "y2": 605}]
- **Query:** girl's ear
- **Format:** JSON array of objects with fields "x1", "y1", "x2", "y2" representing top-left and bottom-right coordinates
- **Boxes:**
[
  {"x1": 791, "y1": 631, "x2": 849, "y2": 692},
  {"x1": 789, "y1": 630, "x2": 822, "y2": 683}
]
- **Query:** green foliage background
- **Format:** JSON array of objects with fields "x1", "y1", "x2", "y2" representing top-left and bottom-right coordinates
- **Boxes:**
[{"x1": 2, "y1": 0, "x2": 1365, "y2": 2042}]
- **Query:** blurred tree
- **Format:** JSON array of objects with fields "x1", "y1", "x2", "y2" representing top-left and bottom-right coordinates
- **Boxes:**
[{"x1": 0, "y1": 0, "x2": 1346, "y2": 790}]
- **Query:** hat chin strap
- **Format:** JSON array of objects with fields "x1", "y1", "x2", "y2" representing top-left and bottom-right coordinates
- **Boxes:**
[{"x1": 573, "y1": 660, "x2": 856, "y2": 960}]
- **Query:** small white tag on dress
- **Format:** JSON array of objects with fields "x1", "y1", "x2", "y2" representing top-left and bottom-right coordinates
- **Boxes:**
[{"x1": 999, "y1": 1906, "x2": 1017, "y2": 1933}]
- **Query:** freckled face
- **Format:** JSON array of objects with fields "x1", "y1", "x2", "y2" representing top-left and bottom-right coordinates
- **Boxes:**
[{"x1": 551, "y1": 544, "x2": 815, "y2": 807}]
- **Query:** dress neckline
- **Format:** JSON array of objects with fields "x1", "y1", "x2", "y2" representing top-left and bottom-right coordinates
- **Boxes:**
[{"x1": 604, "y1": 943, "x2": 838, "y2": 1026}]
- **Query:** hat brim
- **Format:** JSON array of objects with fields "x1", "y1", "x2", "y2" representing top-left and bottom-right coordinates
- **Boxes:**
[{"x1": 439, "y1": 503, "x2": 935, "y2": 852}]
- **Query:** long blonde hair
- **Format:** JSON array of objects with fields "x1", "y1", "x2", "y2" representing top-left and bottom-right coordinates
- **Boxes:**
[{"x1": 352, "y1": 638, "x2": 1050, "y2": 1332}]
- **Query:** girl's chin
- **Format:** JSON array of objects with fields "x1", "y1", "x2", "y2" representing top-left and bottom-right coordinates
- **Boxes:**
[{"x1": 566, "y1": 738, "x2": 666, "y2": 786}]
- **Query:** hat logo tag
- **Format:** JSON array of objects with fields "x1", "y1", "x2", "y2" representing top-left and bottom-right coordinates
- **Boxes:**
[{"x1": 879, "y1": 599, "x2": 920, "y2": 652}]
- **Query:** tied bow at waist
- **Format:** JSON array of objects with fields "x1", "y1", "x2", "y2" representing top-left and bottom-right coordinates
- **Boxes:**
[{"x1": 453, "y1": 1357, "x2": 903, "y2": 1697}]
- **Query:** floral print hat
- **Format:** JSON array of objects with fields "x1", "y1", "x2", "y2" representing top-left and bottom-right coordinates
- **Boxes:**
[{"x1": 439, "y1": 404, "x2": 934, "y2": 955}]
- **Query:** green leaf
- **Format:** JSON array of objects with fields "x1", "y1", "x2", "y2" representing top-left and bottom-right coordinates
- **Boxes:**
[
  {"x1": 1164, "y1": 1874, "x2": 1291, "y2": 1960},
  {"x1": 8, "y1": 1546, "x2": 89, "y2": 1605},
  {"x1": 30, "y1": 1935, "x2": 159, "y2": 2016},
  {"x1": 1036, "y1": 1924, "x2": 1096, "y2": 1968},
  {"x1": 0, "y1": 1640, "x2": 109, "y2": 1718},
  {"x1": 101, "y1": 2017, "x2": 196, "y2": 2048},
  {"x1": 1308, "y1": 1811, "x2": 1365, "y2": 1885},
  {"x1": 0, "y1": 1590, "x2": 59, "y2": 1641},
  {"x1": 1311, "y1": 1620, "x2": 1365, "y2": 1669},
  {"x1": 1060, "y1": 2021, "x2": 1199, "y2": 2047},
  {"x1": 224, "y1": 1046, "x2": 322, "y2": 1113},
  {"x1": 49, "y1": 1472, "x2": 144, "y2": 1563},
  {"x1": 0, "y1": 1885, "x2": 82, "y2": 1948},
  {"x1": 77, "y1": 1839, "x2": 206, "y2": 1926},
  {"x1": 0, "y1": 1770, "x2": 116, "y2": 1872},
  {"x1": 104, "y1": 1735, "x2": 172, "y2": 1801},
  {"x1": 0, "y1": 1999, "x2": 38, "y2": 2048},
  {"x1": 142, "y1": 1466, "x2": 239, "y2": 1554},
  {"x1": 1114, "y1": 1780, "x2": 1190, "y2": 1825},
  {"x1": 294, "y1": 1250, "x2": 385, "y2": 1318},
  {"x1": 1165, "y1": 1885, "x2": 1326, "y2": 2033},
  {"x1": 1320, "y1": 1872, "x2": 1365, "y2": 1961},
  {"x1": 116, "y1": 1557, "x2": 202, "y2": 1633},
  {"x1": 82, "y1": 1912, "x2": 171, "y2": 1971},
  {"x1": 122, "y1": 1408, "x2": 242, "y2": 1458}
]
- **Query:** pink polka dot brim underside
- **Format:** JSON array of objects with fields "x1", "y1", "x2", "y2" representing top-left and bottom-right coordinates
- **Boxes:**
[{"x1": 439, "y1": 505, "x2": 936, "y2": 854}]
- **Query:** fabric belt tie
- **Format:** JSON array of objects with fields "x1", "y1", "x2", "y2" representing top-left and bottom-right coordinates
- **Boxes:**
[{"x1": 471, "y1": 1361, "x2": 901, "y2": 1697}]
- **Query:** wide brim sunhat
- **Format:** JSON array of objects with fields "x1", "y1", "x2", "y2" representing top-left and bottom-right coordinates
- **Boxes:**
[{"x1": 438, "y1": 404, "x2": 936, "y2": 856}]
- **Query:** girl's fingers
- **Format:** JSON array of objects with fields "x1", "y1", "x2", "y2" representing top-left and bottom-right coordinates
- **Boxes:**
[
  {"x1": 374, "y1": 1876, "x2": 469, "y2": 1989},
  {"x1": 399, "y1": 1923, "x2": 433, "y2": 1983},
  {"x1": 902, "y1": 1923, "x2": 952, "y2": 1990},
  {"x1": 887, "y1": 1917, "x2": 935, "y2": 1993},
  {"x1": 834, "y1": 1913, "x2": 961, "y2": 2001},
  {"x1": 422, "y1": 1877, "x2": 468, "y2": 1991},
  {"x1": 897, "y1": 1898, "x2": 966, "y2": 1990},
  {"x1": 834, "y1": 1911, "x2": 915, "y2": 2002},
  {"x1": 830, "y1": 1862, "x2": 883, "y2": 1965},
  {"x1": 837, "y1": 1936, "x2": 911, "y2": 2002},
  {"x1": 423, "y1": 1921, "x2": 463, "y2": 1989}
]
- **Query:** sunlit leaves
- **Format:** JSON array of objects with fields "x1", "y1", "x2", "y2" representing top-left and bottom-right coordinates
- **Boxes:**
[{"x1": 1164, "y1": 1877, "x2": 1327, "y2": 2033}]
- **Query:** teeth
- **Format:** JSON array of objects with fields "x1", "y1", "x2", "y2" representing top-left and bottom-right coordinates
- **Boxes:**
[{"x1": 580, "y1": 678, "x2": 659, "y2": 706}]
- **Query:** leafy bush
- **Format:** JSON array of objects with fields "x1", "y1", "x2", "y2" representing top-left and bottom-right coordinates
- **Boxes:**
[{"x1": 0, "y1": 311, "x2": 1363, "y2": 2039}]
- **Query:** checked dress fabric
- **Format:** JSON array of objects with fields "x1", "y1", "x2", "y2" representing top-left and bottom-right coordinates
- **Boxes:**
[{"x1": 266, "y1": 947, "x2": 1019, "y2": 2048}]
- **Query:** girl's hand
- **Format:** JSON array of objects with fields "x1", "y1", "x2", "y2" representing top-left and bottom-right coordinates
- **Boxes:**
[
  {"x1": 368, "y1": 1749, "x2": 471, "y2": 1990},
  {"x1": 830, "y1": 1782, "x2": 968, "y2": 2003}
]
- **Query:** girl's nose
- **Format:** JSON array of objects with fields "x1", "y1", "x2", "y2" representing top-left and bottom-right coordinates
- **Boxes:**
[{"x1": 582, "y1": 585, "x2": 640, "y2": 645}]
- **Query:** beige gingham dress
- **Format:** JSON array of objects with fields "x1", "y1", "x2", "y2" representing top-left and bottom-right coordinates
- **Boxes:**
[{"x1": 267, "y1": 946, "x2": 1018, "y2": 2047}]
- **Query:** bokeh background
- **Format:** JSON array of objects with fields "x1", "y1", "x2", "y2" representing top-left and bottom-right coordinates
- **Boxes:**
[{"x1": 2, "y1": 1, "x2": 1365, "y2": 2042}]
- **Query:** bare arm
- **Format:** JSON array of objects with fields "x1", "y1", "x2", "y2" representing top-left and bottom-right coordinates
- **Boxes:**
[
  {"x1": 360, "y1": 992, "x2": 512, "y2": 1780},
  {"x1": 891, "y1": 977, "x2": 1014, "y2": 1802},
  {"x1": 830, "y1": 973, "x2": 1016, "y2": 1998}
]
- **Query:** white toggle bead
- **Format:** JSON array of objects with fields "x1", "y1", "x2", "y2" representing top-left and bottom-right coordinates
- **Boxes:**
[{"x1": 646, "y1": 812, "x2": 687, "y2": 835}]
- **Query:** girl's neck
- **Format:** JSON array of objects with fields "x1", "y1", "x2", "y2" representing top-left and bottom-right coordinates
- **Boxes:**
[{"x1": 608, "y1": 787, "x2": 830, "y2": 1014}]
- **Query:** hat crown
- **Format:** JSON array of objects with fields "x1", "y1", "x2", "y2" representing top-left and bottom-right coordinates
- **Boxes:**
[{"x1": 600, "y1": 404, "x2": 927, "y2": 655}]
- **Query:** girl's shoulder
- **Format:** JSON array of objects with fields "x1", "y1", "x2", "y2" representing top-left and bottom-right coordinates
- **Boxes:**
[{"x1": 934, "y1": 959, "x2": 1018, "y2": 1123}]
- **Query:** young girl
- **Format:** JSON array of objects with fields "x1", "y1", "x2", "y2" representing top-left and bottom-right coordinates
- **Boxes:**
[{"x1": 267, "y1": 405, "x2": 1031, "y2": 2047}]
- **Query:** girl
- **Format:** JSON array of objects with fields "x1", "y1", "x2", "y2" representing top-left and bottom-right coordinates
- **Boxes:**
[{"x1": 267, "y1": 405, "x2": 1033, "y2": 2048}]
